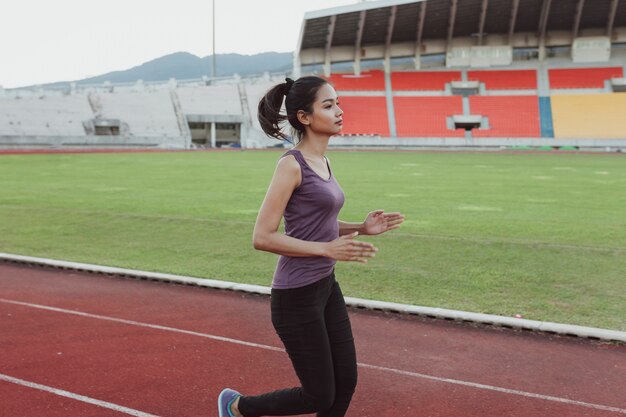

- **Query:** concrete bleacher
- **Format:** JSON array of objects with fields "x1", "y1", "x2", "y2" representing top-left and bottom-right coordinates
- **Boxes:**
[
  {"x1": 177, "y1": 85, "x2": 242, "y2": 118},
  {"x1": 391, "y1": 71, "x2": 462, "y2": 91},
  {"x1": 549, "y1": 67, "x2": 624, "y2": 89},
  {"x1": 467, "y1": 70, "x2": 537, "y2": 90},
  {"x1": 244, "y1": 83, "x2": 273, "y2": 131},
  {"x1": 0, "y1": 95, "x2": 93, "y2": 136},
  {"x1": 394, "y1": 96, "x2": 464, "y2": 137},
  {"x1": 470, "y1": 96, "x2": 541, "y2": 138},
  {"x1": 97, "y1": 91, "x2": 181, "y2": 137},
  {"x1": 2, "y1": 59, "x2": 625, "y2": 149},
  {"x1": 551, "y1": 94, "x2": 626, "y2": 139}
]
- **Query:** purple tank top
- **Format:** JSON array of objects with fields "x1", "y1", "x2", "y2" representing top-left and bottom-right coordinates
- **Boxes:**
[{"x1": 272, "y1": 149, "x2": 345, "y2": 289}]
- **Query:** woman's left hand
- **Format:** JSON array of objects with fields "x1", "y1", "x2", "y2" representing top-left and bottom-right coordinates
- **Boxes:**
[{"x1": 363, "y1": 210, "x2": 405, "y2": 236}]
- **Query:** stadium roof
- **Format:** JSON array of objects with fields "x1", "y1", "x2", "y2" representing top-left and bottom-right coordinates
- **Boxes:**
[{"x1": 294, "y1": 0, "x2": 626, "y2": 72}]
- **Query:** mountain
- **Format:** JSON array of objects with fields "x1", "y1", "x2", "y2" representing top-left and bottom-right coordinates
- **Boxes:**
[{"x1": 36, "y1": 51, "x2": 293, "y2": 89}]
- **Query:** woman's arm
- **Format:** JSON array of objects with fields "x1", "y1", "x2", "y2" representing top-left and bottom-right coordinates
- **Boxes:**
[
  {"x1": 338, "y1": 221, "x2": 366, "y2": 236},
  {"x1": 342, "y1": 210, "x2": 406, "y2": 237},
  {"x1": 253, "y1": 156, "x2": 377, "y2": 262}
]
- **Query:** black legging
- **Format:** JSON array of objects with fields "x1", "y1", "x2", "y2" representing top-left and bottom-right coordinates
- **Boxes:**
[{"x1": 238, "y1": 270, "x2": 358, "y2": 417}]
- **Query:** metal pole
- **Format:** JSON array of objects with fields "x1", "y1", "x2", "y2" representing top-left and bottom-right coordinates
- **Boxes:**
[
  {"x1": 212, "y1": 0, "x2": 216, "y2": 80},
  {"x1": 211, "y1": 122, "x2": 216, "y2": 148}
]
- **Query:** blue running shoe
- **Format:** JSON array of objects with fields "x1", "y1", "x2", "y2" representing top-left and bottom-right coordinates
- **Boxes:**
[{"x1": 218, "y1": 388, "x2": 241, "y2": 417}]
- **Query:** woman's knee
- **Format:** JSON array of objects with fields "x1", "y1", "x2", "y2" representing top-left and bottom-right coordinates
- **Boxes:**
[
  {"x1": 302, "y1": 371, "x2": 357, "y2": 413},
  {"x1": 303, "y1": 388, "x2": 335, "y2": 412}
]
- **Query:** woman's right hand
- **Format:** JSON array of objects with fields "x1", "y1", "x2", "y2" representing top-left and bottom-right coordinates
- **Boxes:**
[{"x1": 323, "y1": 232, "x2": 378, "y2": 263}]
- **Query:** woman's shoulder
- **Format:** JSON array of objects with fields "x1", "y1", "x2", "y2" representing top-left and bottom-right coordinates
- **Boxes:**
[
  {"x1": 275, "y1": 152, "x2": 302, "y2": 184},
  {"x1": 271, "y1": 153, "x2": 301, "y2": 191}
]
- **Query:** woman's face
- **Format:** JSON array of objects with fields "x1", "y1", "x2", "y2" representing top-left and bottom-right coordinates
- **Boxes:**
[{"x1": 306, "y1": 83, "x2": 343, "y2": 136}]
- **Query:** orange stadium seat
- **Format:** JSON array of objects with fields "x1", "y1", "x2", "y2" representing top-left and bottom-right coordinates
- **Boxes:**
[
  {"x1": 470, "y1": 96, "x2": 541, "y2": 138},
  {"x1": 467, "y1": 70, "x2": 537, "y2": 90},
  {"x1": 338, "y1": 96, "x2": 389, "y2": 136},
  {"x1": 327, "y1": 71, "x2": 386, "y2": 91},
  {"x1": 391, "y1": 71, "x2": 462, "y2": 91},
  {"x1": 393, "y1": 96, "x2": 464, "y2": 137},
  {"x1": 549, "y1": 67, "x2": 624, "y2": 89}
]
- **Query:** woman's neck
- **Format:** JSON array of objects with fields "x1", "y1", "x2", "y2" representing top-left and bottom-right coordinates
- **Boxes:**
[{"x1": 295, "y1": 133, "x2": 330, "y2": 158}]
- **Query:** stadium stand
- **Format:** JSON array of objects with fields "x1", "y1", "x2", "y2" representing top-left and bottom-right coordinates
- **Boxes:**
[
  {"x1": 177, "y1": 85, "x2": 242, "y2": 117},
  {"x1": 176, "y1": 85, "x2": 244, "y2": 147},
  {"x1": 393, "y1": 96, "x2": 464, "y2": 137},
  {"x1": 2, "y1": 0, "x2": 626, "y2": 150},
  {"x1": 337, "y1": 96, "x2": 389, "y2": 136},
  {"x1": 548, "y1": 67, "x2": 624, "y2": 89},
  {"x1": 551, "y1": 94, "x2": 626, "y2": 139},
  {"x1": 467, "y1": 70, "x2": 538, "y2": 90},
  {"x1": 327, "y1": 71, "x2": 385, "y2": 91},
  {"x1": 244, "y1": 83, "x2": 277, "y2": 132},
  {"x1": 97, "y1": 91, "x2": 181, "y2": 137},
  {"x1": 470, "y1": 96, "x2": 541, "y2": 138},
  {"x1": 0, "y1": 95, "x2": 92, "y2": 136},
  {"x1": 391, "y1": 71, "x2": 462, "y2": 91}
]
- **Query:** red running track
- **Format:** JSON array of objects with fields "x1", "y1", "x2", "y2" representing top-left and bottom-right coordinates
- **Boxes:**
[{"x1": 0, "y1": 262, "x2": 624, "y2": 417}]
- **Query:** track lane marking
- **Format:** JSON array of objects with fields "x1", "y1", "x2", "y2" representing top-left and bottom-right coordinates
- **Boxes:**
[
  {"x1": 0, "y1": 373, "x2": 160, "y2": 417},
  {"x1": 358, "y1": 364, "x2": 626, "y2": 414},
  {"x1": 1, "y1": 297, "x2": 625, "y2": 415},
  {"x1": 0, "y1": 298, "x2": 283, "y2": 353}
]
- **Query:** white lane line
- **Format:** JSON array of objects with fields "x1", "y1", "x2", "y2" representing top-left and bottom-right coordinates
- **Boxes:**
[
  {"x1": 0, "y1": 373, "x2": 160, "y2": 417},
  {"x1": 2, "y1": 298, "x2": 625, "y2": 415},
  {"x1": 0, "y1": 298, "x2": 283, "y2": 353},
  {"x1": 358, "y1": 364, "x2": 626, "y2": 414}
]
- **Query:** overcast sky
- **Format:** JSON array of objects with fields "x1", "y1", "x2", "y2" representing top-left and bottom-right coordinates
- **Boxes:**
[{"x1": 0, "y1": 0, "x2": 358, "y2": 88}]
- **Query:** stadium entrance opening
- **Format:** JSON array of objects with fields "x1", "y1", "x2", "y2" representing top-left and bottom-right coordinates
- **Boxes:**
[
  {"x1": 188, "y1": 121, "x2": 241, "y2": 148},
  {"x1": 451, "y1": 115, "x2": 485, "y2": 131}
]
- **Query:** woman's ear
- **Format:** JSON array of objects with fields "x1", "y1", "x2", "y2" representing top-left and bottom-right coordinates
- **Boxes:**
[{"x1": 297, "y1": 110, "x2": 310, "y2": 126}]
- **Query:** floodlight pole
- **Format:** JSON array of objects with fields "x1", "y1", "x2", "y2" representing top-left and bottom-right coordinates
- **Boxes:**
[
  {"x1": 212, "y1": 0, "x2": 216, "y2": 80},
  {"x1": 211, "y1": 0, "x2": 217, "y2": 148}
]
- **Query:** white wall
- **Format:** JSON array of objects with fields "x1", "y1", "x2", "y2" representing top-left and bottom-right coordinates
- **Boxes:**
[{"x1": 0, "y1": 95, "x2": 92, "y2": 136}]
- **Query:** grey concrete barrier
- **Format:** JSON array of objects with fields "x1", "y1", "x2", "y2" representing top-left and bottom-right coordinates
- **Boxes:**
[{"x1": 1, "y1": 252, "x2": 624, "y2": 343}]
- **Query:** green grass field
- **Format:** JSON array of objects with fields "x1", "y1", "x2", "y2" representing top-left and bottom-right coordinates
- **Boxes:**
[{"x1": 1, "y1": 150, "x2": 624, "y2": 331}]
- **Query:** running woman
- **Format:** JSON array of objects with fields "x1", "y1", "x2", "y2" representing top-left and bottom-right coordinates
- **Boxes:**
[{"x1": 218, "y1": 76, "x2": 405, "y2": 417}]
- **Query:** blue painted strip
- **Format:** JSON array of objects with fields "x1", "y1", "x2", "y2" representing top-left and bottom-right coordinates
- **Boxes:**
[{"x1": 539, "y1": 96, "x2": 554, "y2": 138}]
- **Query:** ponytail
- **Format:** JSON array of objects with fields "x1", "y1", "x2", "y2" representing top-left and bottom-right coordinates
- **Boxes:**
[
  {"x1": 257, "y1": 81, "x2": 291, "y2": 141},
  {"x1": 257, "y1": 76, "x2": 328, "y2": 143}
]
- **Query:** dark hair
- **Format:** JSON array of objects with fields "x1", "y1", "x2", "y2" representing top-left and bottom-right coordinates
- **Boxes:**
[{"x1": 257, "y1": 76, "x2": 329, "y2": 143}]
